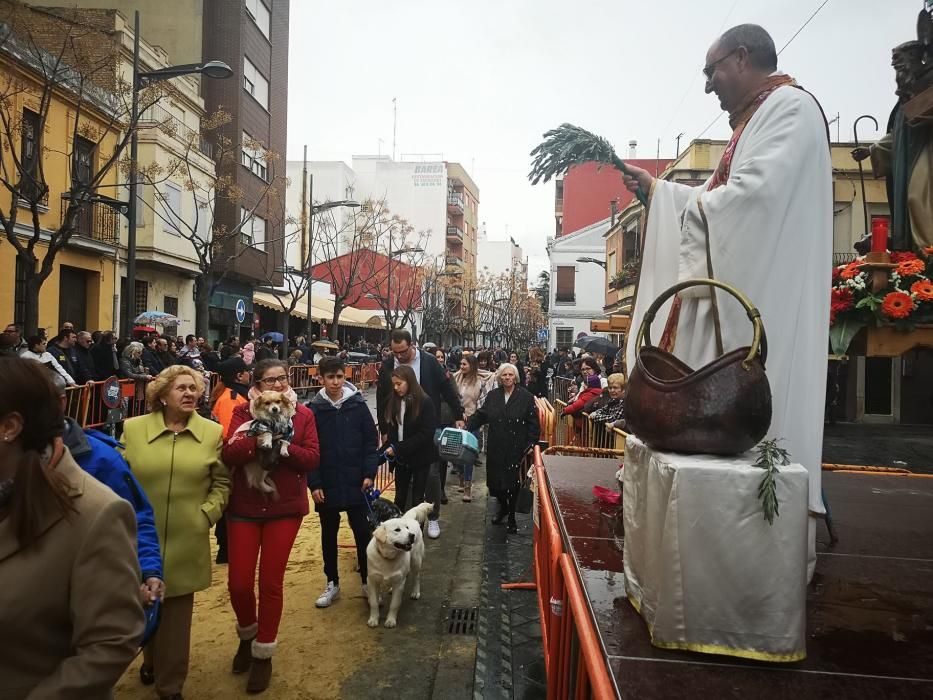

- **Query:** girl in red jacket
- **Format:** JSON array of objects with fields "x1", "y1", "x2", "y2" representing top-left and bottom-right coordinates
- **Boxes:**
[
  {"x1": 562, "y1": 373, "x2": 603, "y2": 443},
  {"x1": 222, "y1": 359, "x2": 320, "y2": 693}
]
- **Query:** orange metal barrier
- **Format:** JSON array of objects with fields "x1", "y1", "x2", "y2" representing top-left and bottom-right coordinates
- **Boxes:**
[{"x1": 63, "y1": 384, "x2": 89, "y2": 425}]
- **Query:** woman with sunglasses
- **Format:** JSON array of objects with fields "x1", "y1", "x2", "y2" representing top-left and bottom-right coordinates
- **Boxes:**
[{"x1": 222, "y1": 359, "x2": 320, "y2": 693}]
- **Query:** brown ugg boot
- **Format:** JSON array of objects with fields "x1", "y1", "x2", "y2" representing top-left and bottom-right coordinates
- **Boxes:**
[
  {"x1": 246, "y1": 640, "x2": 276, "y2": 693},
  {"x1": 462, "y1": 482, "x2": 472, "y2": 502},
  {"x1": 233, "y1": 623, "x2": 258, "y2": 674}
]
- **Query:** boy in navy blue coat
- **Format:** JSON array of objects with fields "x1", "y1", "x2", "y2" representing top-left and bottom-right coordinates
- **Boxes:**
[{"x1": 307, "y1": 357, "x2": 379, "y2": 608}]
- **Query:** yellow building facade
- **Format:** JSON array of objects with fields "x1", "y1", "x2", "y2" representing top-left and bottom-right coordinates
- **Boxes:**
[{"x1": 0, "y1": 16, "x2": 123, "y2": 335}]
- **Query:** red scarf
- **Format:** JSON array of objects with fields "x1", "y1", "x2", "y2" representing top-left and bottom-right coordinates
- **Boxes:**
[{"x1": 657, "y1": 75, "x2": 796, "y2": 354}]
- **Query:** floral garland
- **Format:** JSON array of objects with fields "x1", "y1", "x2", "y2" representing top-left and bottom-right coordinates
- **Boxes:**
[{"x1": 829, "y1": 247, "x2": 933, "y2": 354}]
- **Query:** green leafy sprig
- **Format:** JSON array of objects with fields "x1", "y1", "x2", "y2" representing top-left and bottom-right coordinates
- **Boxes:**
[{"x1": 753, "y1": 439, "x2": 790, "y2": 525}]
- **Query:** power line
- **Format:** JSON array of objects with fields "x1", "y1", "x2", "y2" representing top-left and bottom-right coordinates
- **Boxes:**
[{"x1": 692, "y1": 0, "x2": 834, "y2": 142}]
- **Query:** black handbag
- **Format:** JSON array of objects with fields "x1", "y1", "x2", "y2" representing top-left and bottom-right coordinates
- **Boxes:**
[{"x1": 515, "y1": 482, "x2": 533, "y2": 514}]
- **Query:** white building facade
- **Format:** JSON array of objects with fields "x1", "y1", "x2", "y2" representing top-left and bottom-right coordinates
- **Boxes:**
[
  {"x1": 546, "y1": 217, "x2": 611, "y2": 350},
  {"x1": 477, "y1": 223, "x2": 527, "y2": 284}
]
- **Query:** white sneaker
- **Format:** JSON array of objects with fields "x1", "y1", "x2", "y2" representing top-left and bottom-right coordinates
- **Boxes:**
[
  {"x1": 315, "y1": 581, "x2": 340, "y2": 608},
  {"x1": 427, "y1": 519, "x2": 441, "y2": 539}
]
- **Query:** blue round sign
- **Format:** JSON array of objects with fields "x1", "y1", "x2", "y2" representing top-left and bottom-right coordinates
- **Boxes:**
[{"x1": 235, "y1": 298, "x2": 246, "y2": 324}]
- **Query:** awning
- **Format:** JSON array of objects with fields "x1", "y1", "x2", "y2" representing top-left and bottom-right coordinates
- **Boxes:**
[
  {"x1": 590, "y1": 314, "x2": 631, "y2": 333},
  {"x1": 252, "y1": 291, "x2": 385, "y2": 329}
]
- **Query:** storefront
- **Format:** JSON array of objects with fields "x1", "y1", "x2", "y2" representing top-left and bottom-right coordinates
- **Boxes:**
[{"x1": 209, "y1": 280, "x2": 254, "y2": 346}]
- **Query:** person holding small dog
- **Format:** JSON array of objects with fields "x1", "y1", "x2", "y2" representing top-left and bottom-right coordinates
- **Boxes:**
[
  {"x1": 307, "y1": 356, "x2": 379, "y2": 608},
  {"x1": 222, "y1": 359, "x2": 320, "y2": 693},
  {"x1": 382, "y1": 365, "x2": 438, "y2": 514},
  {"x1": 122, "y1": 364, "x2": 230, "y2": 700}
]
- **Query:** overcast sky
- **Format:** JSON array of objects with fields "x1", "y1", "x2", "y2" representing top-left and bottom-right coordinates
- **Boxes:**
[{"x1": 287, "y1": 0, "x2": 920, "y2": 280}]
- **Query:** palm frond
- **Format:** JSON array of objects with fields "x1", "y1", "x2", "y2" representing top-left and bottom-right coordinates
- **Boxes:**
[{"x1": 528, "y1": 123, "x2": 647, "y2": 206}]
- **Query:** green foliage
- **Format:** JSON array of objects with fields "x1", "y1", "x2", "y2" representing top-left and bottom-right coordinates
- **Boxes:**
[{"x1": 753, "y1": 439, "x2": 790, "y2": 526}]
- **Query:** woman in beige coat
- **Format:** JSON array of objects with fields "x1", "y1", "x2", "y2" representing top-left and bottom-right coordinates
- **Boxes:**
[
  {"x1": 0, "y1": 357, "x2": 144, "y2": 699},
  {"x1": 122, "y1": 364, "x2": 230, "y2": 700}
]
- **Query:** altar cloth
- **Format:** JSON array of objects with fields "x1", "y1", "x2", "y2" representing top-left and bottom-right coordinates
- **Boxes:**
[{"x1": 623, "y1": 435, "x2": 809, "y2": 661}]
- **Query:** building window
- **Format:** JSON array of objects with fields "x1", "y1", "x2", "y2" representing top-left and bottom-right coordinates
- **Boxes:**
[
  {"x1": 245, "y1": 0, "x2": 270, "y2": 39},
  {"x1": 243, "y1": 56, "x2": 269, "y2": 110},
  {"x1": 195, "y1": 198, "x2": 211, "y2": 242},
  {"x1": 607, "y1": 250, "x2": 616, "y2": 275},
  {"x1": 20, "y1": 108, "x2": 42, "y2": 200},
  {"x1": 72, "y1": 136, "x2": 94, "y2": 187},
  {"x1": 160, "y1": 183, "x2": 184, "y2": 234},
  {"x1": 241, "y1": 132, "x2": 268, "y2": 180},
  {"x1": 240, "y1": 207, "x2": 267, "y2": 251},
  {"x1": 134, "y1": 279, "x2": 148, "y2": 317},
  {"x1": 135, "y1": 183, "x2": 146, "y2": 226},
  {"x1": 556, "y1": 327, "x2": 574, "y2": 349},
  {"x1": 14, "y1": 256, "x2": 28, "y2": 326},
  {"x1": 623, "y1": 229, "x2": 638, "y2": 263},
  {"x1": 555, "y1": 265, "x2": 576, "y2": 304},
  {"x1": 163, "y1": 295, "x2": 178, "y2": 337}
]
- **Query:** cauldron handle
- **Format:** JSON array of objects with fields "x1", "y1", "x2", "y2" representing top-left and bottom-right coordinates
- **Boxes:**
[{"x1": 636, "y1": 278, "x2": 767, "y2": 369}]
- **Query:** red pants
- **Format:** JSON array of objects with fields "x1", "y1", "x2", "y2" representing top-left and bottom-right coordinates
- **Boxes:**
[{"x1": 227, "y1": 517, "x2": 302, "y2": 644}]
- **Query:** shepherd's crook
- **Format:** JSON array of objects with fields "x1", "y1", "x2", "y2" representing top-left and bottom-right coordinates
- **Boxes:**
[{"x1": 853, "y1": 115, "x2": 879, "y2": 237}]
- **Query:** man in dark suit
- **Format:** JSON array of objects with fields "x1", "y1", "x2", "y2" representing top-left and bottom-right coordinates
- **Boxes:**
[{"x1": 376, "y1": 329, "x2": 464, "y2": 540}]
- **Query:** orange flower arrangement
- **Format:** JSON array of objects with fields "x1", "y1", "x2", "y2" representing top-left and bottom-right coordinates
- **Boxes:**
[
  {"x1": 911, "y1": 279, "x2": 933, "y2": 302},
  {"x1": 890, "y1": 251, "x2": 919, "y2": 263},
  {"x1": 839, "y1": 261, "x2": 862, "y2": 279},
  {"x1": 896, "y1": 258, "x2": 926, "y2": 277},
  {"x1": 881, "y1": 291, "x2": 915, "y2": 319}
]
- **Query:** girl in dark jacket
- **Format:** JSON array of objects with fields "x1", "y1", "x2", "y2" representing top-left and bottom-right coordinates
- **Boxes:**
[
  {"x1": 383, "y1": 365, "x2": 437, "y2": 513},
  {"x1": 467, "y1": 363, "x2": 540, "y2": 533},
  {"x1": 222, "y1": 359, "x2": 320, "y2": 693},
  {"x1": 307, "y1": 357, "x2": 379, "y2": 608}
]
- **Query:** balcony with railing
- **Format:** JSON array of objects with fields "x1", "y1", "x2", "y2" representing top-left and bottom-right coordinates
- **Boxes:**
[
  {"x1": 61, "y1": 196, "x2": 120, "y2": 245},
  {"x1": 446, "y1": 254, "x2": 464, "y2": 267},
  {"x1": 446, "y1": 225, "x2": 463, "y2": 241},
  {"x1": 833, "y1": 252, "x2": 859, "y2": 265},
  {"x1": 447, "y1": 191, "x2": 464, "y2": 214},
  {"x1": 139, "y1": 104, "x2": 213, "y2": 160}
]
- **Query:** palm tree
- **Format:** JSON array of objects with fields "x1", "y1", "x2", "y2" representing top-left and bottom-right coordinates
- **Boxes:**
[{"x1": 534, "y1": 271, "x2": 550, "y2": 313}]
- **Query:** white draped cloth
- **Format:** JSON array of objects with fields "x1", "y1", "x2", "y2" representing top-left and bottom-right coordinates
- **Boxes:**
[{"x1": 625, "y1": 84, "x2": 833, "y2": 573}]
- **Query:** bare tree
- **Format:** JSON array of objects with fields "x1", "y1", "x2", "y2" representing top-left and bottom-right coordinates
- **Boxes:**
[
  {"x1": 136, "y1": 119, "x2": 287, "y2": 337},
  {"x1": 0, "y1": 3, "x2": 140, "y2": 334}
]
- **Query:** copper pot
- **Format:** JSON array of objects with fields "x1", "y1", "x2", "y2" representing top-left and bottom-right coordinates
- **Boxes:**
[{"x1": 625, "y1": 279, "x2": 772, "y2": 455}]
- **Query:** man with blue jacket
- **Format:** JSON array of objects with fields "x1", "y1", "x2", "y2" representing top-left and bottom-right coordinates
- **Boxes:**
[
  {"x1": 53, "y1": 374, "x2": 164, "y2": 607},
  {"x1": 307, "y1": 356, "x2": 379, "y2": 608}
]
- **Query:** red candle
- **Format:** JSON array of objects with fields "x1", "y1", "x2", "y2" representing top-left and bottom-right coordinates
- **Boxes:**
[{"x1": 870, "y1": 217, "x2": 889, "y2": 253}]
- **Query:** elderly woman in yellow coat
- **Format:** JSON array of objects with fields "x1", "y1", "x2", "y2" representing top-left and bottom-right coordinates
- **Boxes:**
[{"x1": 122, "y1": 364, "x2": 230, "y2": 700}]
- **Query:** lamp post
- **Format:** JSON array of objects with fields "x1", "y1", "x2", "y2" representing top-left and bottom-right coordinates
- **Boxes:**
[
  {"x1": 576, "y1": 256, "x2": 606, "y2": 268},
  {"x1": 305, "y1": 199, "x2": 360, "y2": 339},
  {"x1": 122, "y1": 10, "x2": 233, "y2": 340},
  {"x1": 385, "y1": 245, "x2": 424, "y2": 335}
]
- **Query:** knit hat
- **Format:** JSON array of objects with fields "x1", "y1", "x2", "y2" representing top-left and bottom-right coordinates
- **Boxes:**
[{"x1": 586, "y1": 373, "x2": 602, "y2": 389}]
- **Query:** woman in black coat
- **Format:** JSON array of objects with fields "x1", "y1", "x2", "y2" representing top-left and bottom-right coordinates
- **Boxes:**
[
  {"x1": 467, "y1": 363, "x2": 540, "y2": 533},
  {"x1": 383, "y1": 365, "x2": 438, "y2": 512}
]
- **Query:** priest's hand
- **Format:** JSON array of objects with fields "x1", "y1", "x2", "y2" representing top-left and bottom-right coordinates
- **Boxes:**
[{"x1": 622, "y1": 163, "x2": 654, "y2": 195}]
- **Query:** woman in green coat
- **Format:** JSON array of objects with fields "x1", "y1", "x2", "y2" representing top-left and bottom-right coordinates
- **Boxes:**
[{"x1": 122, "y1": 364, "x2": 230, "y2": 700}]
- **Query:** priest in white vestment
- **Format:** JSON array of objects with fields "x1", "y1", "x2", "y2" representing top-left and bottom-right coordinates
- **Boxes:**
[{"x1": 622, "y1": 25, "x2": 832, "y2": 577}]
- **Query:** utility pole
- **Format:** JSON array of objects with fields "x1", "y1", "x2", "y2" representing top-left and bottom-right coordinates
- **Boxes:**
[{"x1": 675, "y1": 132, "x2": 684, "y2": 158}]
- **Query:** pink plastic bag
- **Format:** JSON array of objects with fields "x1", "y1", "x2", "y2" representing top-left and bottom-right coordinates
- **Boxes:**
[{"x1": 592, "y1": 484, "x2": 621, "y2": 505}]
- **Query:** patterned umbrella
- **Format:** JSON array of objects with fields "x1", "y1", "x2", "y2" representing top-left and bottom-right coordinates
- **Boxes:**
[{"x1": 134, "y1": 311, "x2": 181, "y2": 325}]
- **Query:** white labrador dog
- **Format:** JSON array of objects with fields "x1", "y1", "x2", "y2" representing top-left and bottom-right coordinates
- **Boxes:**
[{"x1": 366, "y1": 502, "x2": 433, "y2": 629}]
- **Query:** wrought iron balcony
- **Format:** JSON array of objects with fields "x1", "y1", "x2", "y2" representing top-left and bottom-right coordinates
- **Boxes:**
[
  {"x1": 446, "y1": 254, "x2": 463, "y2": 267},
  {"x1": 446, "y1": 225, "x2": 463, "y2": 241},
  {"x1": 447, "y1": 192, "x2": 464, "y2": 213},
  {"x1": 62, "y1": 196, "x2": 120, "y2": 245}
]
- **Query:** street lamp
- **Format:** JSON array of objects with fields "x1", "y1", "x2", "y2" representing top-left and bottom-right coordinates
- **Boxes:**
[
  {"x1": 385, "y1": 245, "x2": 424, "y2": 336},
  {"x1": 576, "y1": 256, "x2": 607, "y2": 268},
  {"x1": 122, "y1": 10, "x2": 233, "y2": 340},
  {"x1": 304, "y1": 199, "x2": 360, "y2": 339}
]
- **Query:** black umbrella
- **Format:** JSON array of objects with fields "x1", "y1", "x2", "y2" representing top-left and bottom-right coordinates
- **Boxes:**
[{"x1": 573, "y1": 335, "x2": 618, "y2": 356}]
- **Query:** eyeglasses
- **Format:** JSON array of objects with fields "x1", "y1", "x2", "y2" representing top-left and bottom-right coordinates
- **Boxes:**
[
  {"x1": 702, "y1": 47, "x2": 739, "y2": 79},
  {"x1": 258, "y1": 374, "x2": 288, "y2": 387}
]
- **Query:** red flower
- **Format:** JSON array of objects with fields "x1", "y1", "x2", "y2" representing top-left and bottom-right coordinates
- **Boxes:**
[
  {"x1": 896, "y1": 258, "x2": 926, "y2": 277},
  {"x1": 911, "y1": 279, "x2": 933, "y2": 302},
  {"x1": 839, "y1": 261, "x2": 862, "y2": 280},
  {"x1": 831, "y1": 266, "x2": 842, "y2": 282},
  {"x1": 830, "y1": 287, "x2": 854, "y2": 313},
  {"x1": 881, "y1": 291, "x2": 915, "y2": 320},
  {"x1": 890, "y1": 251, "x2": 919, "y2": 264}
]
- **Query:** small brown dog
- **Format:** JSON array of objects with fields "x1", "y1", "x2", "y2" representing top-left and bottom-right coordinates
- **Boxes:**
[{"x1": 239, "y1": 390, "x2": 296, "y2": 499}]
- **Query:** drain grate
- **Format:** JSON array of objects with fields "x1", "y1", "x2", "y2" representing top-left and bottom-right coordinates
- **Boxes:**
[{"x1": 446, "y1": 606, "x2": 479, "y2": 634}]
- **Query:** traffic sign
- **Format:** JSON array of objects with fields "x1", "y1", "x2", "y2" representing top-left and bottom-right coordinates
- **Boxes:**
[
  {"x1": 235, "y1": 298, "x2": 246, "y2": 323},
  {"x1": 537, "y1": 328, "x2": 548, "y2": 342}
]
